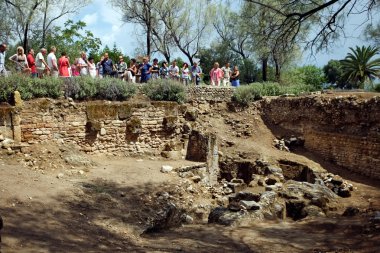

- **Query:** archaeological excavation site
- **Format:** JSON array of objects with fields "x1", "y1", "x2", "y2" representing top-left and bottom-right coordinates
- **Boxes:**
[{"x1": 0, "y1": 87, "x2": 379, "y2": 252}]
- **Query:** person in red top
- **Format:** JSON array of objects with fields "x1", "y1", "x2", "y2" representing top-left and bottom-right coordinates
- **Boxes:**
[
  {"x1": 58, "y1": 52, "x2": 70, "y2": 77},
  {"x1": 26, "y1": 48, "x2": 37, "y2": 78}
]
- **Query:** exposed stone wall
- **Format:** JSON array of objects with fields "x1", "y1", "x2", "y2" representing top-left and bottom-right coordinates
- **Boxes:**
[
  {"x1": 305, "y1": 130, "x2": 380, "y2": 179},
  {"x1": 17, "y1": 99, "x2": 186, "y2": 155},
  {"x1": 186, "y1": 87, "x2": 234, "y2": 102},
  {"x1": 261, "y1": 95, "x2": 380, "y2": 179}
]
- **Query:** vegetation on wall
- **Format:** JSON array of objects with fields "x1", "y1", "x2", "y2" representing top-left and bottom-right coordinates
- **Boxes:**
[
  {"x1": 0, "y1": 75, "x2": 137, "y2": 103},
  {"x1": 142, "y1": 79, "x2": 186, "y2": 104}
]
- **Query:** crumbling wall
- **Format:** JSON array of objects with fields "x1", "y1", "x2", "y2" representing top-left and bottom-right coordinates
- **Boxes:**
[
  {"x1": 261, "y1": 95, "x2": 380, "y2": 179},
  {"x1": 18, "y1": 99, "x2": 186, "y2": 155},
  {"x1": 186, "y1": 87, "x2": 234, "y2": 102}
]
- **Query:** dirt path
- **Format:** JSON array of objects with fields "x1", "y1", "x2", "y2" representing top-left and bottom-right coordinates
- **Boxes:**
[{"x1": 1, "y1": 154, "x2": 379, "y2": 253}]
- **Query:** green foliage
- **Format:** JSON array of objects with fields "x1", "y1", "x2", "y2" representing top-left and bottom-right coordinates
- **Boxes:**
[
  {"x1": 96, "y1": 78, "x2": 137, "y2": 101},
  {"x1": 323, "y1": 60, "x2": 344, "y2": 87},
  {"x1": 232, "y1": 82, "x2": 319, "y2": 106},
  {"x1": 364, "y1": 23, "x2": 380, "y2": 45},
  {"x1": 44, "y1": 20, "x2": 102, "y2": 62},
  {"x1": 281, "y1": 65, "x2": 325, "y2": 88},
  {"x1": 0, "y1": 74, "x2": 63, "y2": 102},
  {"x1": 99, "y1": 43, "x2": 129, "y2": 64},
  {"x1": 340, "y1": 45, "x2": 380, "y2": 88},
  {"x1": 231, "y1": 84, "x2": 263, "y2": 106},
  {"x1": 142, "y1": 79, "x2": 186, "y2": 103},
  {"x1": 0, "y1": 75, "x2": 136, "y2": 103},
  {"x1": 65, "y1": 77, "x2": 137, "y2": 101},
  {"x1": 372, "y1": 83, "x2": 380, "y2": 92}
]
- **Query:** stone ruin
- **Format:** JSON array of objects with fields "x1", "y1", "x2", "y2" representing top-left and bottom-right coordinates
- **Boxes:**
[{"x1": 1, "y1": 89, "x2": 379, "y2": 231}]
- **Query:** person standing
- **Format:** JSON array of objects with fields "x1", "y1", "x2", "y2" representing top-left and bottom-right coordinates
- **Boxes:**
[
  {"x1": 181, "y1": 62, "x2": 190, "y2": 85},
  {"x1": 96, "y1": 56, "x2": 104, "y2": 78},
  {"x1": 77, "y1": 51, "x2": 88, "y2": 76},
  {"x1": 116, "y1": 55, "x2": 127, "y2": 79},
  {"x1": 27, "y1": 48, "x2": 37, "y2": 78},
  {"x1": 221, "y1": 62, "x2": 231, "y2": 86},
  {"x1": 47, "y1": 46, "x2": 58, "y2": 77},
  {"x1": 101, "y1": 53, "x2": 117, "y2": 77},
  {"x1": 230, "y1": 65, "x2": 240, "y2": 87},
  {"x1": 209, "y1": 62, "x2": 223, "y2": 86},
  {"x1": 35, "y1": 48, "x2": 50, "y2": 78},
  {"x1": 160, "y1": 61, "x2": 169, "y2": 79},
  {"x1": 151, "y1": 58, "x2": 160, "y2": 79},
  {"x1": 191, "y1": 62, "x2": 202, "y2": 85},
  {"x1": 126, "y1": 58, "x2": 137, "y2": 82},
  {"x1": 168, "y1": 60, "x2": 179, "y2": 80},
  {"x1": 0, "y1": 43, "x2": 7, "y2": 76},
  {"x1": 58, "y1": 52, "x2": 70, "y2": 77},
  {"x1": 9, "y1": 46, "x2": 30, "y2": 74},
  {"x1": 88, "y1": 57, "x2": 97, "y2": 78},
  {"x1": 140, "y1": 56, "x2": 152, "y2": 83}
]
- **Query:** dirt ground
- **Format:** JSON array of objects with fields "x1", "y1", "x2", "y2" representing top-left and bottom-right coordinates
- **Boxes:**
[{"x1": 1, "y1": 95, "x2": 379, "y2": 253}]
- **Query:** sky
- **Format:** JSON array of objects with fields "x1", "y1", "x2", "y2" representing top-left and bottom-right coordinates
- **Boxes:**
[{"x1": 66, "y1": 0, "x2": 375, "y2": 67}]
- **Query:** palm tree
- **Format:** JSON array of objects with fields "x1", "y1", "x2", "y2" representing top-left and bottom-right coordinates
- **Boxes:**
[{"x1": 340, "y1": 45, "x2": 380, "y2": 88}]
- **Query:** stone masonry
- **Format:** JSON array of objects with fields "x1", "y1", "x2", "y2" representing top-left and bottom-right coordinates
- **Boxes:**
[{"x1": 261, "y1": 95, "x2": 380, "y2": 180}]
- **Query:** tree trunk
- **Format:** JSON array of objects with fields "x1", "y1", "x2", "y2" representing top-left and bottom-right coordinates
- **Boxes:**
[
  {"x1": 23, "y1": 1, "x2": 41, "y2": 50},
  {"x1": 274, "y1": 57, "x2": 280, "y2": 82},
  {"x1": 144, "y1": 0, "x2": 151, "y2": 57},
  {"x1": 41, "y1": 0, "x2": 49, "y2": 48},
  {"x1": 23, "y1": 24, "x2": 29, "y2": 50},
  {"x1": 163, "y1": 53, "x2": 170, "y2": 63},
  {"x1": 262, "y1": 57, "x2": 268, "y2": 82}
]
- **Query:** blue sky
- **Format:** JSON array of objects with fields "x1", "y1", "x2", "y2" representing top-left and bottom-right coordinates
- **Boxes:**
[{"x1": 68, "y1": 0, "x2": 374, "y2": 67}]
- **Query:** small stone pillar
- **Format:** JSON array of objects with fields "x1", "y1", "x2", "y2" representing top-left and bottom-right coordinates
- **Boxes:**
[
  {"x1": 186, "y1": 130, "x2": 219, "y2": 185},
  {"x1": 12, "y1": 112, "x2": 21, "y2": 143}
]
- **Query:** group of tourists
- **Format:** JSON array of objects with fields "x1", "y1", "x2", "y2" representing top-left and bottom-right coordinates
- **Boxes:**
[{"x1": 0, "y1": 43, "x2": 240, "y2": 86}]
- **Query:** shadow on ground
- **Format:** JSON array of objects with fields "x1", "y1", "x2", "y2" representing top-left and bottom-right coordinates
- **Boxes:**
[{"x1": 0, "y1": 179, "x2": 253, "y2": 253}]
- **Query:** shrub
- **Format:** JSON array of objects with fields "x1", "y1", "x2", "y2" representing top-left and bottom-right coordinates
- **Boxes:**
[
  {"x1": 64, "y1": 77, "x2": 136, "y2": 101},
  {"x1": 96, "y1": 78, "x2": 137, "y2": 101},
  {"x1": 0, "y1": 74, "x2": 62, "y2": 102},
  {"x1": 0, "y1": 75, "x2": 136, "y2": 102},
  {"x1": 232, "y1": 83, "x2": 263, "y2": 106},
  {"x1": 232, "y1": 82, "x2": 320, "y2": 106},
  {"x1": 64, "y1": 77, "x2": 97, "y2": 100},
  {"x1": 142, "y1": 79, "x2": 186, "y2": 103},
  {"x1": 281, "y1": 65, "x2": 325, "y2": 89}
]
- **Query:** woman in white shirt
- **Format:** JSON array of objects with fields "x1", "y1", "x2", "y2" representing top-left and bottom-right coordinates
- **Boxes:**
[
  {"x1": 88, "y1": 57, "x2": 97, "y2": 78},
  {"x1": 181, "y1": 63, "x2": 190, "y2": 85}
]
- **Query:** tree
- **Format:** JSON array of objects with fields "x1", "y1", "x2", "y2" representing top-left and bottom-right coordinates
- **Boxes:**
[
  {"x1": 340, "y1": 45, "x2": 380, "y2": 88},
  {"x1": 2, "y1": 0, "x2": 89, "y2": 50},
  {"x1": 39, "y1": 0, "x2": 91, "y2": 47},
  {"x1": 364, "y1": 22, "x2": 380, "y2": 45},
  {"x1": 244, "y1": 0, "x2": 380, "y2": 51},
  {"x1": 155, "y1": 0, "x2": 216, "y2": 65},
  {"x1": 111, "y1": 0, "x2": 156, "y2": 57},
  {"x1": 99, "y1": 43, "x2": 127, "y2": 63},
  {"x1": 213, "y1": 5, "x2": 252, "y2": 60},
  {"x1": 0, "y1": 1, "x2": 14, "y2": 42},
  {"x1": 239, "y1": 1, "x2": 306, "y2": 81},
  {"x1": 44, "y1": 20, "x2": 102, "y2": 61},
  {"x1": 323, "y1": 60, "x2": 344, "y2": 86}
]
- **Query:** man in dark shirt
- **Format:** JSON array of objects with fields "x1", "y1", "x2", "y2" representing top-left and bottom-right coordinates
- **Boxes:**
[
  {"x1": 140, "y1": 56, "x2": 152, "y2": 83},
  {"x1": 101, "y1": 53, "x2": 117, "y2": 77}
]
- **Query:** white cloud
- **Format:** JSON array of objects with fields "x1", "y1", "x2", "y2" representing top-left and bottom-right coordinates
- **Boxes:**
[{"x1": 82, "y1": 13, "x2": 98, "y2": 26}]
